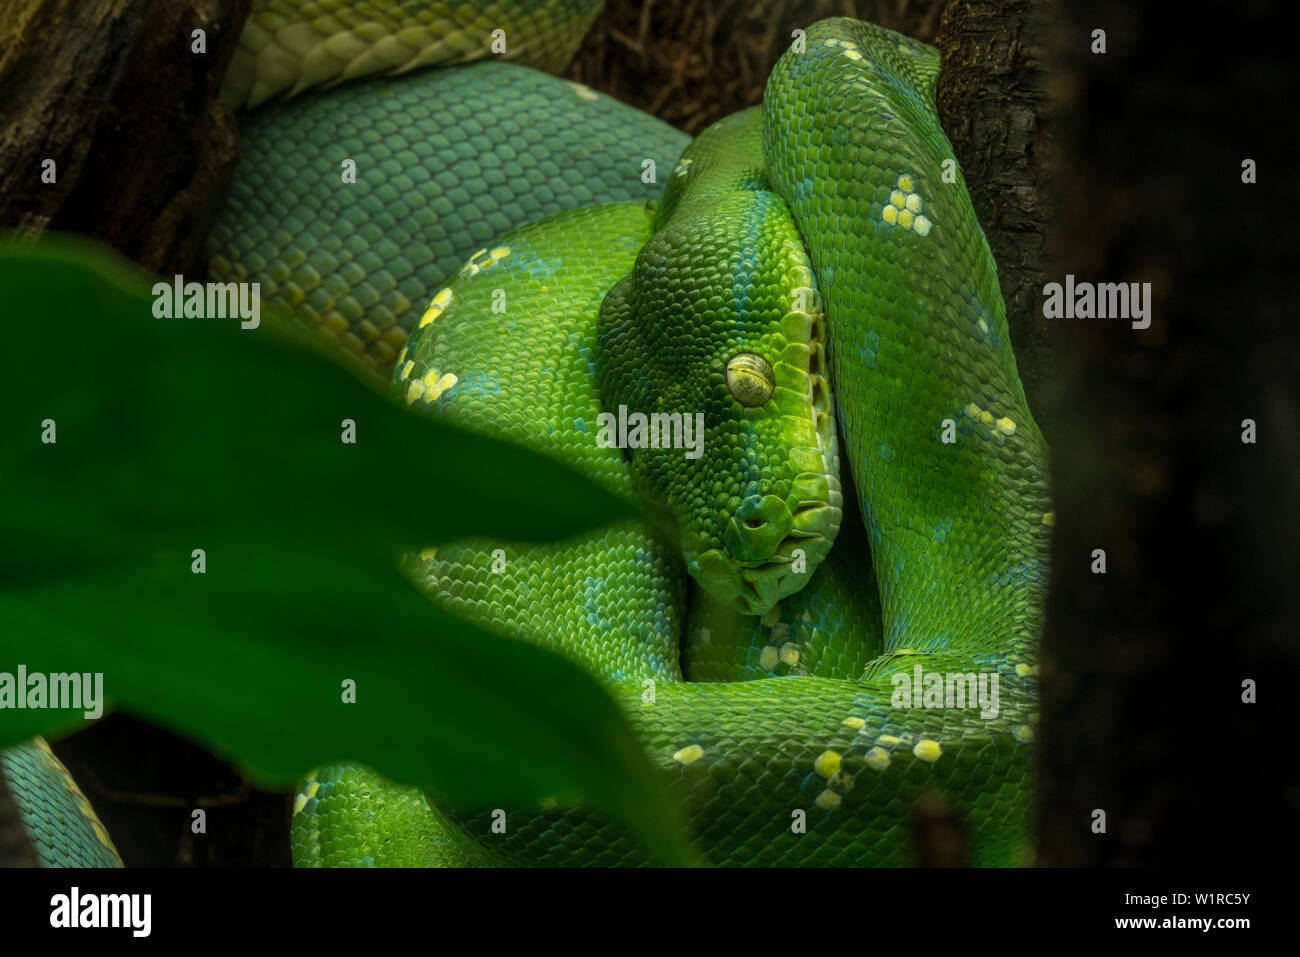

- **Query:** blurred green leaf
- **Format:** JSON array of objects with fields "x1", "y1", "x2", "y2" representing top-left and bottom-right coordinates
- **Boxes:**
[
  {"x1": 0, "y1": 235, "x2": 690, "y2": 865},
  {"x1": 1, "y1": 235, "x2": 635, "y2": 581}
]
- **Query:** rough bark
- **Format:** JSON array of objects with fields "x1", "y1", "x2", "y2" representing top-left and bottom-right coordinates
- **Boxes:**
[
  {"x1": 935, "y1": 0, "x2": 1057, "y2": 415},
  {"x1": 0, "y1": 0, "x2": 251, "y2": 275},
  {"x1": 566, "y1": 0, "x2": 947, "y2": 135}
]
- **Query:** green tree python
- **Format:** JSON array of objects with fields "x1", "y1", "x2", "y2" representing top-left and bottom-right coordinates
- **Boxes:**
[{"x1": 3, "y1": 1, "x2": 1050, "y2": 867}]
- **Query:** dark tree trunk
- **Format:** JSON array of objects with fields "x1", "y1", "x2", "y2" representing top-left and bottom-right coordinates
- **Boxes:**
[
  {"x1": 937, "y1": 0, "x2": 1296, "y2": 866},
  {"x1": 935, "y1": 0, "x2": 1057, "y2": 416},
  {"x1": 0, "y1": 0, "x2": 251, "y2": 274},
  {"x1": 1033, "y1": 0, "x2": 1294, "y2": 866}
]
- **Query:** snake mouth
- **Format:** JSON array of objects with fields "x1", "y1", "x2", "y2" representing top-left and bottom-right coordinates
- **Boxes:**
[{"x1": 691, "y1": 495, "x2": 841, "y2": 615}]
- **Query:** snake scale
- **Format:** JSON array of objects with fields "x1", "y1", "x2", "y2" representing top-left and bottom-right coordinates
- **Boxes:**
[{"x1": 5, "y1": 0, "x2": 1049, "y2": 867}]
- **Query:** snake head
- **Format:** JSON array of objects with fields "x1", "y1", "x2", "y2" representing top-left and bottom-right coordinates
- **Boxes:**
[{"x1": 595, "y1": 189, "x2": 842, "y2": 616}]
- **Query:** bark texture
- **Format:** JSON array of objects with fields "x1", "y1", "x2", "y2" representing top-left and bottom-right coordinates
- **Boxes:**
[
  {"x1": 935, "y1": 0, "x2": 1057, "y2": 414},
  {"x1": 0, "y1": 0, "x2": 251, "y2": 274}
]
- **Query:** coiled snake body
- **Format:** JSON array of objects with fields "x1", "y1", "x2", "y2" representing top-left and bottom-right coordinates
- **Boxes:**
[{"x1": 5, "y1": 1, "x2": 1049, "y2": 867}]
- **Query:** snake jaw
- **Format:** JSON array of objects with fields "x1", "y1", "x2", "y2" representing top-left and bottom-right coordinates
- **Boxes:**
[{"x1": 690, "y1": 489, "x2": 840, "y2": 616}]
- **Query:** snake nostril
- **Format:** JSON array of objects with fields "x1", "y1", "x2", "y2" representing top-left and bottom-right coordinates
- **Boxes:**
[{"x1": 725, "y1": 495, "x2": 795, "y2": 562}]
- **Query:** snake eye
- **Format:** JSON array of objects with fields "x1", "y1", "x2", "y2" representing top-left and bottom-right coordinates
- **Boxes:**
[{"x1": 725, "y1": 352, "x2": 776, "y2": 407}]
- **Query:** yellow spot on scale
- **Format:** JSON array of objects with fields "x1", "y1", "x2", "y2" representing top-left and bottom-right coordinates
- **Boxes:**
[
  {"x1": 965, "y1": 402, "x2": 981, "y2": 419},
  {"x1": 1041, "y1": 511, "x2": 1055, "y2": 526},
  {"x1": 420, "y1": 547, "x2": 437, "y2": 562},
  {"x1": 673, "y1": 744, "x2": 704, "y2": 765},
  {"x1": 398, "y1": 346, "x2": 408, "y2": 365},
  {"x1": 823, "y1": 38, "x2": 840, "y2": 47},
  {"x1": 566, "y1": 81, "x2": 599, "y2": 102},
  {"x1": 842, "y1": 716, "x2": 867, "y2": 730},
  {"x1": 418, "y1": 305, "x2": 441, "y2": 328},
  {"x1": 980, "y1": 410, "x2": 995, "y2": 427},
  {"x1": 977, "y1": 317, "x2": 990, "y2": 335},
  {"x1": 425, "y1": 372, "x2": 458, "y2": 402},
  {"x1": 890, "y1": 189, "x2": 906, "y2": 208},
  {"x1": 74, "y1": 794, "x2": 95, "y2": 821},
  {"x1": 897, "y1": 174, "x2": 914, "y2": 192},
  {"x1": 814, "y1": 750, "x2": 842, "y2": 778},
  {"x1": 1013, "y1": 725, "x2": 1034, "y2": 743},
  {"x1": 399, "y1": 360, "x2": 414, "y2": 380},
  {"x1": 876, "y1": 734, "x2": 901, "y2": 747},
  {"x1": 1015, "y1": 663, "x2": 1033, "y2": 677},
  {"x1": 898, "y1": 209, "x2": 915, "y2": 230},
  {"x1": 405, "y1": 380, "x2": 425, "y2": 404},
  {"x1": 913, "y1": 739, "x2": 942, "y2": 762},
  {"x1": 914, "y1": 215, "x2": 932, "y2": 236},
  {"x1": 489, "y1": 246, "x2": 511, "y2": 260},
  {"x1": 843, "y1": 49, "x2": 863, "y2": 61},
  {"x1": 779, "y1": 642, "x2": 800, "y2": 666},
  {"x1": 882, "y1": 204, "x2": 898, "y2": 225},
  {"x1": 897, "y1": 647, "x2": 915, "y2": 655},
  {"x1": 91, "y1": 820, "x2": 114, "y2": 851},
  {"x1": 815, "y1": 789, "x2": 842, "y2": 810},
  {"x1": 432, "y1": 288, "x2": 453, "y2": 309},
  {"x1": 759, "y1": 645, "x2": 780, "y2": 670},
  {"x1": 865, "y1": 747, "x2": 891, "y2": 771},
  {"x1": 292, "y1": 793, "x2": 307, "y2": 815},
  {"x1": 905, "y1": 192, "x2": 923, "y2": 213}
]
